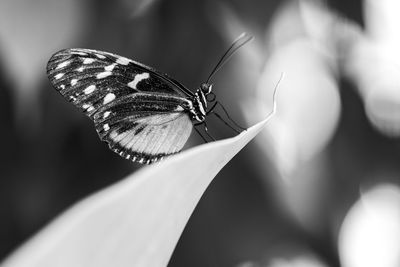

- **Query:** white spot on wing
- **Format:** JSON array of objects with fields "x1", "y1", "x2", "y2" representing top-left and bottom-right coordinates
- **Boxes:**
[
  {"x1": 72, "y1": 51, "x2": 87, "y2": 56},
  {"x1": 103, "y1": 93, "x2": 116, "y2": 104},
  {"x1": 76, "y1": 66, "x2": 84, "y2": 72},
  {"x1": 83, "y1": 58, "x2": 95, "y2": 64},
  {"x1": 56, "y1": 60, "x2": 71, "y2": 69},
  {"x1": 83, "y1": 104, "x2": 94, "y2": 112},
  {"x1": 175, "y1": 106, "x2": 184, "y2": 112},
  {"x1": 127, "y1": 72, "x2": 150, "y2": 89},
  {"x1": 110, "y1": 130, "x2": 129, "y2": 143},
  {"x1": 60, "y1": 84, "x2": 65, "y2": 90},
  {"x1": 95, "y1": 53, "x2": 106, "y2": 59},
  {"x1": 96, "y1": 71, "x2": 112, "y2": 79},
  {"x1": 116, "y1": 56, "x2": 130, "y2": 65},
  {"x1": 71, "y1": 79, "x2": 78, "y2": 86},
  {"x1": 103, "y1": 111, "x2": 111, "y2": 118},
  {"x1": 110, "y1": 130, "x2": 118, "y2": 139},
  {"x1": 84, "y1": 85, "x2": 96, "y2": 95},
  {"x1": 105, "y1": 64, "x2": 116, "y2": 71},
  {"x1": 103, "y1": 124, "x2": 110, "y2": 131},
  {"x1": 55, "y1": 73, "x2": 64, "y2": 79}
]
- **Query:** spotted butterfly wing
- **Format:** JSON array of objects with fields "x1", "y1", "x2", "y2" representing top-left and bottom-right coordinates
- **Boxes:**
[{"x1": 47, "y1": 48, "x2": 194, "y2": 164}]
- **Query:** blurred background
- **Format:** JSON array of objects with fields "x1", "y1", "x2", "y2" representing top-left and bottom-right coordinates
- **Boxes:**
[{"x1": 1, "y1": 0, "x2": 400, "y2": 266}]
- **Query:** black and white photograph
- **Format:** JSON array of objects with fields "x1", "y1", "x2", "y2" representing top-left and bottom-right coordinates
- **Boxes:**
[{"x1": 0, "y1": 0, "x2": 399, "y2": 266}]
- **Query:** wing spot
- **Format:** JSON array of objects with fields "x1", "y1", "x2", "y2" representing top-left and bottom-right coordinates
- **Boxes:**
[
  {"x1": 71, "y1": 51, "x2": 87, "y2": 56},
  {"x1": 96, "y1": 71, "x2": 112, "y2": 79},
  {"x1": 110, "y1": 130, "x2": 118, "y2": 139},
  {"x1": 105, "y1": 64, "x2": 116, "y2": 71},
  {"x1": 127, "y1": 72, "x2": 150, "y2": 90},
  {"x1": 55, "y1": 73, "x2": 64, "y2": 79},
  {"x1": 175, "y1": 106, "x2": 184, "y2": 112},
  {"x1": 103, "y1": 93, "x2": 116, "y2": 104},
  {"x1": 83, "y1": 58, "x2": 95, "y2": 64},
  {"x1": 116, "y1": 56, "x2": 131, "y2": 65},
  {"x1": 103, "y1": 124, "x2": 110, "y2": 131},
  {"x1": 82, "y1": 104, "x2": 94, "y2": 112},
  {"x1": 71, "y1": 79, "x2": 78, "y2": 86},
  {"x1": 84, "y1": 85, "x2": 96, "y2": 95},
  {"x1": 60, "y1": 84, "x2": 66, "y2": 90},
  {"x1": 76, "y1": 66, "x2": 84, "y2": 72},
  {"x1": 56, "y1": 60, "x2": 71, "y2": 69},
  {"x1": 95, "y1": 53, "x2": 106, "y2": 59},
  {"x1": 103, "y1": 111, "x2": 111, "y2": 118}
]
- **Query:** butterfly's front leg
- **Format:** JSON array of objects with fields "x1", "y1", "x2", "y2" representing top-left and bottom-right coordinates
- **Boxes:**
[
  {"x1": 193, "y1": 124, "x2": 208, "y2": 143},
  {"x1": 194, "y1": 121, "x2": 216, "y2": 142},
  {"x1": 206, "y1": 101, "x2": 245, "y2": 133}
]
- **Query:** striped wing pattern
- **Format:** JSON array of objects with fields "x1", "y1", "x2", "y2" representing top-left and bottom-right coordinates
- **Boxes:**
[
  {"x1": 94, "y1": 92, "x2": 193, "y2": 164},
  {"x1": 47, "y1": 48, "x2": 194, "y2": 163}
]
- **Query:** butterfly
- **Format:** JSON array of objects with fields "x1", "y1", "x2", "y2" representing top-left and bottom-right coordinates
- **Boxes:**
[{"x1": 47, "y1": 33, "x2": 253, "y2": 164}]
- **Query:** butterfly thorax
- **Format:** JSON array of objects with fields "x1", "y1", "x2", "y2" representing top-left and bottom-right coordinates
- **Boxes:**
[{"x1": 188, "y1": 83, "x2": 213, "y2": 122}]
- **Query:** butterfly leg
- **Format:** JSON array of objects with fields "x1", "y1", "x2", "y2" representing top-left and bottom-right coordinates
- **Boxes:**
[
  {"x1": 203, "y1": 121, "x2": 216, "y2": 141},
  {"x1": 194, "y1": 121, "x2": 216, "y2": 142},
  {"x1": 207, "y1": 101, "x2": 246, "y2": 133},
  {"x1": 194, "y1": 124, "x2": 209, "y2": 143},
  {"x1": 211, "y1": 112, "x2": 241, "y2": 134}
]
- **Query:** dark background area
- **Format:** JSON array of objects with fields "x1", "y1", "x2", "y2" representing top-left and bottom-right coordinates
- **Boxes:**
[{"x1": 1, "y1": 0, "x2": 399, "y2": 266}]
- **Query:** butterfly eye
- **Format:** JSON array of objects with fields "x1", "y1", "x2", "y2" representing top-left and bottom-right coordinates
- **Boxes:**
[
  {"x1": 206, "y1": 92, "x2": 216, "y2": 102},
  {"x1": 201, "y1": 83, "x2": 212, "y2": 94}
]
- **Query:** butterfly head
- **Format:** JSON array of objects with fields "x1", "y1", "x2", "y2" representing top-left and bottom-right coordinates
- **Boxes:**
[
  {"x1": 200, "y1": 83, "x2": 212, "y2": 94},
  {"x1": 200, "y1": 83, "x2": 216, "y2": 102}
]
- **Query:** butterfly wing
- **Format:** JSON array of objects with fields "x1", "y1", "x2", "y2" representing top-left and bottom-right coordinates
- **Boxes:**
[
  {"x1": 94, "y1": 92, "x2": 193, "y2": 164},
  {"x1": 47, "y1": 48, "x2": 193, "y2": 117},
  {"x1": 47, "y1": 48, "x2": 194, "y2": 163}
]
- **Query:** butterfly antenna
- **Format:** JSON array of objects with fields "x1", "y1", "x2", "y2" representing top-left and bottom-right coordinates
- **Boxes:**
[{"x1": 206, "y1": 32, "x2": 254, "y2": 83}]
